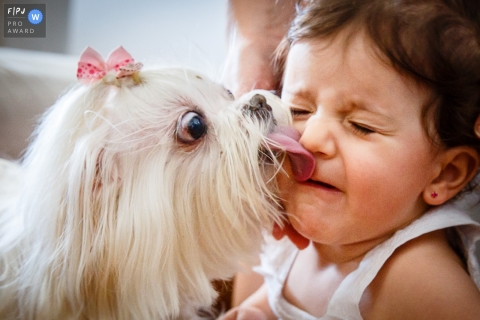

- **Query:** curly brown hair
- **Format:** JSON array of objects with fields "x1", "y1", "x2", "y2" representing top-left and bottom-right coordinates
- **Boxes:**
[{"x1": 275, "y1": 0, "x2": 480, "y2": 152}]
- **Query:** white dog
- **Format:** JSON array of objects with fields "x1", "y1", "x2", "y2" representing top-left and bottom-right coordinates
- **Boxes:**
[{"x1": 0, "y1": 47, "x2": 313, "y2": 319}]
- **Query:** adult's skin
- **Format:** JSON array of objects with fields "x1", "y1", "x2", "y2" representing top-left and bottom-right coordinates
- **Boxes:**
[
  {"x1": 222, "y1": 0, "x2": 297, "y2": 96},
  {"x1": 222, "y1": 0, "x2": 301, "y2": 308}
]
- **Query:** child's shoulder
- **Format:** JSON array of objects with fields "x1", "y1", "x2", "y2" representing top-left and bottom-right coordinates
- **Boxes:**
[{"x1": 360, "y1": 229, "x2": 480, "y2": 320}]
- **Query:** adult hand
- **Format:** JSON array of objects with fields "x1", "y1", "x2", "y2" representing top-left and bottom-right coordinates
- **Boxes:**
[
  {"x1": 272, "y1": 220, "x2": 310, "y2": 249},
  {"x1": 220, "y1": 306, "x2": 269, "y2": 320}
]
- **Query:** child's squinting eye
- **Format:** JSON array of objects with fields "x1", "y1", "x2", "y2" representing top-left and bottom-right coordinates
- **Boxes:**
[
  {"x1": 349, "y1": 121, "x2": 376, "y2": 135},
  {"x1": 290, "y1": 108, "x2": 311, "y2": 118}
]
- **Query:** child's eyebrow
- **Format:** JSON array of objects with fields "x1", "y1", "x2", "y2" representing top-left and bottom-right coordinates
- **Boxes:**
[
  {"x1": 282, "y1": 88, "x2": 316, "y2": 102},
  {"x1": 347, "y1": 100, "x2": 394, "y2": 121}
]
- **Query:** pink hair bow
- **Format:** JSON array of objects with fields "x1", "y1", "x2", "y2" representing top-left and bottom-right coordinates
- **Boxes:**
[{"x1": 77, "y1": 46, "x2": 143, "y2": 84}]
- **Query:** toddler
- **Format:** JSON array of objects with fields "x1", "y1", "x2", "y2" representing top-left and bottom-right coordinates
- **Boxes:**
[{"x1": 223, "y1": 0, "x2": 480, "y2": 319}]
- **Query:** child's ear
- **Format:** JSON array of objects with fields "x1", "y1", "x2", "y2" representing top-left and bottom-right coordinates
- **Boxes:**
[{"x1": 423, "y1": 146, "x2": 479, "y2": 205}]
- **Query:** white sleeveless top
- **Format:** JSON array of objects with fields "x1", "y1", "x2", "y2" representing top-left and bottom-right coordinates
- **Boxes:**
[{"x1": 256, "y1": 202, "x2": 480, "y2": 320}]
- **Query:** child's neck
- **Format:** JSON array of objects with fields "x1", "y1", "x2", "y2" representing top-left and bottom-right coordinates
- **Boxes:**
[
  {"x1": 284, "y1": 238, "x2": 389, "y2": 317},
  {"x1": 311, "y1": 235, "x2": 390, "y2": 266}
]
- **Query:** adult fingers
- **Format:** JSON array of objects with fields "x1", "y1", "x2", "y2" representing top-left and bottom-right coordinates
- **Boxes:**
[{"x1": 272, "y1": 221, "x2": 310, "y2": 250}]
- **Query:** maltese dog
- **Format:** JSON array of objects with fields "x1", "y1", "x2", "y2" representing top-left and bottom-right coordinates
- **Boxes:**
[{"x1": 0, "y1": 47, "x2": 313, "y2": 319}]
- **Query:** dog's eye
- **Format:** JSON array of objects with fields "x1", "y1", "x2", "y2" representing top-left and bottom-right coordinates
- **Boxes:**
[{"x1": 177, "y1": 112, "x2": 207, "y2": 143}]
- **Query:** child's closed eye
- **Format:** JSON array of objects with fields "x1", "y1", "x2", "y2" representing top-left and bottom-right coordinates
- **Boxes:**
[
  {"x1": 348, "y1": 121, "x2": 376, "y2": 135},
  {"x1": 290, "y1": 107, "x2": 311, "y2": 118}
]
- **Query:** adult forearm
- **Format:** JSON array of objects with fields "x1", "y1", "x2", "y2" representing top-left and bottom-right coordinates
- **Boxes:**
[
  {"x1": 223, "y1": 0, "x2": 297, "y2": 96},
  {"x1": 227, "y1": 0, "x2": 297, "y2": 42}
]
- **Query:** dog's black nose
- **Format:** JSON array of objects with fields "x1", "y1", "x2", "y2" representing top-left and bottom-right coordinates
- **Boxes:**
[{"x1": 247, "y1": 94, "x2": 272, "y2": 112}]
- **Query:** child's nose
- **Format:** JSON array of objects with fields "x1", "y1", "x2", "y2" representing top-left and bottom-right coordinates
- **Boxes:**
[{"x1": 299, "y1": 113, "x2": 336, "y2": 158}]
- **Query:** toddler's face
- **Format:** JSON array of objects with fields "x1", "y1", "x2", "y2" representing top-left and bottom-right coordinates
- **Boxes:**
[{"x1": 279, "y1": 31, "x2": 441, "y2": 245}]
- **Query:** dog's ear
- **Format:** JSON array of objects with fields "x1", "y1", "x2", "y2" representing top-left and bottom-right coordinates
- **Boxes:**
[
  {"x1": 66, "y1": 143, "x2": 121, "y2": 232},
  {"x1": 68, "y1": 144, "x2": 124, "y2": 310},
  {"x1": 92, "y1": 149, "x2": 104, "y2": 192},
  {"x1": 89, "y1": 146, "x2": 124, "y2": 195},
  {"x1": 92, "y1": 148, "x2": 121, "y2": 193}
]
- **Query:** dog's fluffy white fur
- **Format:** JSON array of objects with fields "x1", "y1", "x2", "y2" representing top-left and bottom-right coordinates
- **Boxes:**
[{"x1": 0, "y1": 67, "x2": 291, "y2": 319}]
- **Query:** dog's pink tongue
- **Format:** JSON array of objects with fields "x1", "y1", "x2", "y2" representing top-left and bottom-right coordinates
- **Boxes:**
[{"x1": 267, "y1": 126, "x2": 315, "y2": 182}]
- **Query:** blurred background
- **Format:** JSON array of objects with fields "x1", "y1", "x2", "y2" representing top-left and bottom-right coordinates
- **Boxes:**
[
  {"x1": 1, "y1": 0, "x2": 227, "y2": 66},
  {"x1": 0, "y1": 0, "x2": 228, "y2": 159}
]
